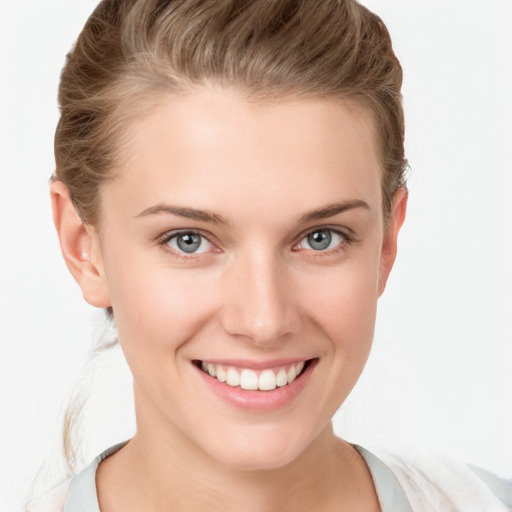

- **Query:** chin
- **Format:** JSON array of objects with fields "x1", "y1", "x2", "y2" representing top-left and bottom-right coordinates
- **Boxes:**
[
  {"x1": 200, "y1": 426, "x2": 318, "y2": 472},
  {"x1": 216, "y1": 448, "x2": 302, "y2": 472}
]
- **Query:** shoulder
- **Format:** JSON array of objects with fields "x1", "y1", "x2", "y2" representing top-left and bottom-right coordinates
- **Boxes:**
[
  {"x1": 374, "y1": 447, "x2": 512, "y2": 512},
  {"x1": 25, "y1": 479, "x2": 72, "y2": 512},
  {"x1": 27, "y1": 441, "x2": 129, "y2": 512}
]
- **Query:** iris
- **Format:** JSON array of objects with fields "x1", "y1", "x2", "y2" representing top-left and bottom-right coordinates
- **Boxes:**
[
  {"x1": 307, "y1": 230, "x2": 333, "y2": 251},
  {"x1": 176, "y1": 233, "x2": 202, "y2": 253}
]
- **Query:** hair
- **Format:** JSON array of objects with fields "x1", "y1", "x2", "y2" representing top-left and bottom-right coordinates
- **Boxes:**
[
  {"x1": 55, "y1": 0, "x2": 407, "y2": 228},
  {"x1": 53, "y1": 0, "x2": 407, "y2": 469}
]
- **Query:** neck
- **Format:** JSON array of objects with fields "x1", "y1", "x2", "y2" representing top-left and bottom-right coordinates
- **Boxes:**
[
  {"x1": 98, "y1": 432, "x2": 378, "y2": 512},
  {"x1": 96, "y1": 396, "x2": 379, "y2": 512}
]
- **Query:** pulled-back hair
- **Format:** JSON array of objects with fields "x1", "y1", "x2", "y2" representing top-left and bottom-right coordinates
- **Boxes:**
[
  {"x1": 53, "y1": 0, "x2": 407, "y2": 471},
  {"x1": 55, "y1": 0, "x2": 406, "y2": 228}
]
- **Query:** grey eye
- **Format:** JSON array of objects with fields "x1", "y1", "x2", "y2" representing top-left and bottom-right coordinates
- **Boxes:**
[
  {"x1": 307, "y1": 230, "x2": 332, "y2": 250},
  {"x1": 299, "y1": 229, "x2": 344, "y2": 251},
  {"x1": 168, "y1": 232, "x2": 211, "y2": 254},
  {"x1": 177, "y1": 233, "x2": 201, "y2": 252}
]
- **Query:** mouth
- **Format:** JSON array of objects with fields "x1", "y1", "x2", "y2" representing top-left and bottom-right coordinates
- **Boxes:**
[{"x1": 194, "y1": 359, "x2": 314, "y2": 392}]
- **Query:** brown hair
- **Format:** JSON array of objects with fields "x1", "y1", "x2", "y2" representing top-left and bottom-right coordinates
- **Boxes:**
[
  {"x1": 55, "y1": 0, "x2": 406, "y2": 227},
  {"x1": 54, "y1": 0, "x2": 407, "y2": 470}
]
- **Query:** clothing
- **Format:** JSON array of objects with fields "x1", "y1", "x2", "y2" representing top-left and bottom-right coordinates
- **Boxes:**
[{"x1": 27, "y1": 442, "x2": 512, "y2": 512}]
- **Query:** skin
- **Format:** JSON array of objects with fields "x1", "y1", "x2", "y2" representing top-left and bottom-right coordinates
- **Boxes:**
[{"x1": 51, "y1": 87, "x2": 407, "y2": 511}]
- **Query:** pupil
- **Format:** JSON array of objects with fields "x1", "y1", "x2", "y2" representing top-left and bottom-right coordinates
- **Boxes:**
[
  {"x1": 308, "y1": 230, "x2": 331, "y2": 250},
  {"x1": 177, "y1": 233, "x2": 201, "y2": 253}
]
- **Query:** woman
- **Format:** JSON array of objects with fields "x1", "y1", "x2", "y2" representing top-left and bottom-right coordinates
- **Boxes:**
[{"x1": 26, "y1": 0, "x2": 511, "y2": 510}]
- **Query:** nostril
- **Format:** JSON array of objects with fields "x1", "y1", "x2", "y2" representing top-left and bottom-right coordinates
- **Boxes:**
[
  {"x1": 219, "y1": 265, "x2": 302, "y2": 343},
  {"x1": 221, "y1": 309, "x2": 302, "y2": 346}
]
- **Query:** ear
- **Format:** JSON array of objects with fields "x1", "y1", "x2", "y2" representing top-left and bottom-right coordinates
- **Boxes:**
[
  {"x1": 50, "y1": 180, "x2": 111, "y2": 308},
  {"x1": 378, "y1": 186, "x2": 408, "y2": 296}
]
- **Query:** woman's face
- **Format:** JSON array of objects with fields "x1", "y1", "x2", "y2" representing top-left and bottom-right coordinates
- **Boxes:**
[{"x1": 87, "y1": 87, "x2": 405, "y2": 470}]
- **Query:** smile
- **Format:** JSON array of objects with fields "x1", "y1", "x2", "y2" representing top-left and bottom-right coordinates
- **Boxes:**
[{"x1": 198, "y1": 360, "x2": 309, "y2": 391}]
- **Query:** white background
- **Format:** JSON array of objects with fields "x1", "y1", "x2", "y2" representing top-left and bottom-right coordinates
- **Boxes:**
[{"x1": 1, "y1": 1, "x2": 511, "y2": 510}]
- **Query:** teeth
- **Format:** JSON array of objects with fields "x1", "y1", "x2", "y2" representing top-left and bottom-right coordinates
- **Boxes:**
[
  {"x1": 276, "y1": 368, "x2": 288, "y2": 387},
  {"x1": 216, "y1": 366, "x2": 227, "y2": 383},
  {"x1": 226, "y1": 368, "x2": 240, "y2": 387},
  {"x1": 287, "y1": 365, "x2": 297, "y2": 384},
  {"x1": 259, "y1": 370, "x2": 277, "y2": 391},
  {"x1": 200, "y1": 360, "x2": 308, "y2": 391},
  {"x1": 240, "y1": 369, "x2": 259, "y2": 390}
]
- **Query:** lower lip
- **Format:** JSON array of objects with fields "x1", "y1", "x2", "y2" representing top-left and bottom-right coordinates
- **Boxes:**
[{"x1": 194, "y1": 360, "x2": 317, "y2": 411}]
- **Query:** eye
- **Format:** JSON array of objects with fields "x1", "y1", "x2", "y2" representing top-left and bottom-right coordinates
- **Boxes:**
[
  {"x1": 297, "y1": 229, "x2": 345, "y2": 252},
  {"x1": 166, "y1": 231, "x2": 213, "y2": 254}
]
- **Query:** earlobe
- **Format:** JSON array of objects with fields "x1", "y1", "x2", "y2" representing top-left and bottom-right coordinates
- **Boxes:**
[
  {"x1": 50, "y1": 180, "x2": 111, "y2": 308},
  {"x1": 378, "y1": 186, "x2": 408, "y2": 296}
]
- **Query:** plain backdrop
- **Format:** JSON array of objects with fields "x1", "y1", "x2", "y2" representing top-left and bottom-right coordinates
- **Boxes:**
[{"x1": 1, "y1": 1, "x2": 511, "y2": 510}]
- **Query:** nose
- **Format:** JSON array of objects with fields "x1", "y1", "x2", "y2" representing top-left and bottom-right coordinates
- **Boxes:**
[{"x1": 220, "y1": 252, "x2": 302, "y2": 346}]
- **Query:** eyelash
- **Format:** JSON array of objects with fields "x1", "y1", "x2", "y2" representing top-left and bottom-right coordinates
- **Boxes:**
[
  {"x1": 157, "y1": 229, "x2": 219, "y2": 261},
  {"x1": 157, "y1": 226, "x2": 354, "y2": 261},
  {"x1": 292, "y1": 226, "x2": 353, "y2": 256}
]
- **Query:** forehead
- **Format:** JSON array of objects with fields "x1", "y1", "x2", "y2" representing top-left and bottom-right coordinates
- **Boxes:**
[{"x1": 103, "y1": 87, "x2": 383, "y2": 221}]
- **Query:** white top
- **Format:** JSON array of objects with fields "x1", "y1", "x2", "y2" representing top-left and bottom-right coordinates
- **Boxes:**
[{"x1": 27, "y1": 442, "x2": 512, "y2": 512}]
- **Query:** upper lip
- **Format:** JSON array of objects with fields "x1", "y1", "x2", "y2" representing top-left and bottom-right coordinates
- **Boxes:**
[{"x1": 194, "y1": 358, "x2": 315, "y2": 370}]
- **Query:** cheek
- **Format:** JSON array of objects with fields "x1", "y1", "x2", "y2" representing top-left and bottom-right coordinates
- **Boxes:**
[
  {"x1": 104, "y1": 252, "x2": 221, "y2": 355},
  {"x1": 105, "y1": 263, "x2": 226, "y2": 407},
  {"x1": 302, "y1": 254, "x2": 381, "y2": 346},
  {"x1": 321, "y1": 278, "x2": 378, "y2": 383}
]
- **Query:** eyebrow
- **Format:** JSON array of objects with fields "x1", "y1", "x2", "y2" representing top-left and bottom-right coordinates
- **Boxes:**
[
  {"x1": 298, "y1": 200, "x2": 370, "y2": 223},
  {"x1": 135, "y1": 199, "x2": 370, "y2": 225},
  {"x1": 135, "y1": 204, "x2": 229, "y2": 225}
]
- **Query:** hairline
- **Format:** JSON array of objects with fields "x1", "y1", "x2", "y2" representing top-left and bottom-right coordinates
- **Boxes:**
[{"x1": 88, "y1": 81, "x2": 390, "y2": 233}]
